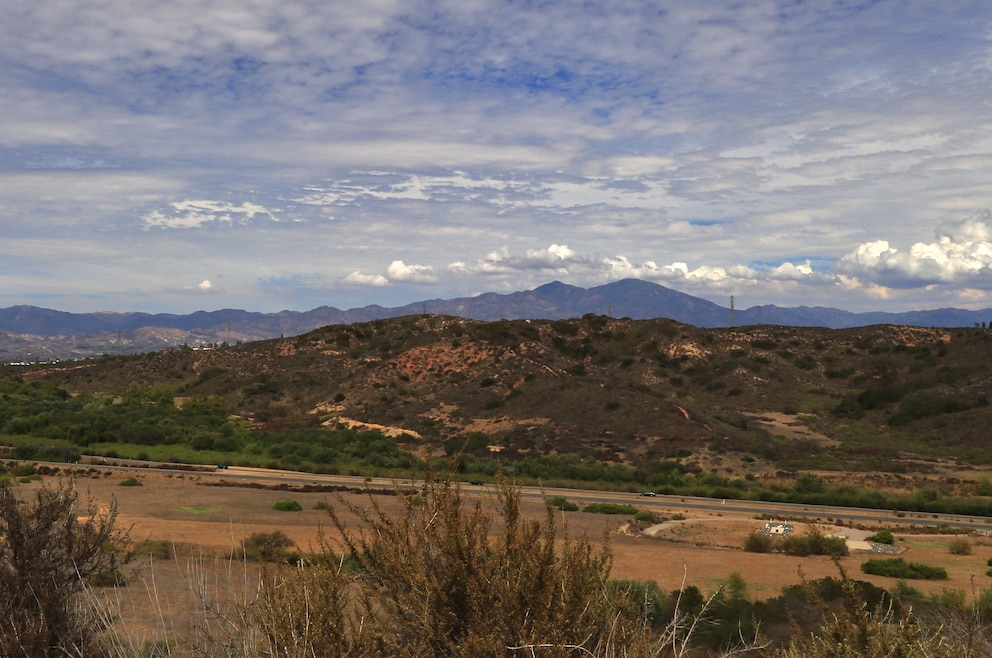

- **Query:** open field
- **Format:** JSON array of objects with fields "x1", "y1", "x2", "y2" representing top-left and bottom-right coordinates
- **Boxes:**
[{"x1": 14, "y1": 465, "x2": 992, "y2": 645}]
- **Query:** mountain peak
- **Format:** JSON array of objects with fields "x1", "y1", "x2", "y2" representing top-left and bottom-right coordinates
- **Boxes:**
[
  {"x1": 533, "y1": 280, "x2": 578, "y2": 295},
  {"x1": 4, "y1": 279, "x2": 992, "y2": 362}
]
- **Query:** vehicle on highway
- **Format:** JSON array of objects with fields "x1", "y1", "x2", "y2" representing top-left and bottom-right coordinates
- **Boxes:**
[{"x1": 639, "y1": 491, "x2": 656, "y2": 497}]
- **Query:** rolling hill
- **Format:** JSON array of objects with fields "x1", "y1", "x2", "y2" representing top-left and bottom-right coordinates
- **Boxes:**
[{"x1": 9, "y1": 314, "x2": 992, "y2": 493}]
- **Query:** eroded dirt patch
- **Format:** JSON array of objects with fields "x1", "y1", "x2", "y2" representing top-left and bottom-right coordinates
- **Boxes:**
[{"x1": 744, "y1": 412, "x2": 838, "y2": 446}]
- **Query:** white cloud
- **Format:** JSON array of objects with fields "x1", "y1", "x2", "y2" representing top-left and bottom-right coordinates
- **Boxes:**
[
  {"x1": 198, "y1": 279, "x2": 213, "y2": 290},
  {"x1": 386, "y1": 260, "x2": 438, "y2": 283},
  {"x1": 344, "y1": 271, "x2": 390, "y2": 287},
  {"x1": 439, "y1": 245, "x2": 821, "y2": 298},
  {"x1": 837, "y1": 209, "x2": 992, "y2": 288},
  {"x1": 5, "y1": 1, "x2": 992, "y2": 314},
  {"x1": 143, "y1": 200, "x2": 278, "y2": 229}
]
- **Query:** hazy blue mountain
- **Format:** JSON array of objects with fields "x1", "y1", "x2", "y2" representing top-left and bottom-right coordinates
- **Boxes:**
[{"x1": 3, "y1": 279, "x2": 991, "y2": 361}]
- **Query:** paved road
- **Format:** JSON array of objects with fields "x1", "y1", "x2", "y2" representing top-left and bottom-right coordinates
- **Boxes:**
[{"x1": 47, "y1": 458, "x2": 992, "y2": 534}]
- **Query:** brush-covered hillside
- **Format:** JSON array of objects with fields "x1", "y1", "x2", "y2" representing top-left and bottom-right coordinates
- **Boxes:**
[{"x1": 10, "y1": 314, "x2": 992, "y2": 479}]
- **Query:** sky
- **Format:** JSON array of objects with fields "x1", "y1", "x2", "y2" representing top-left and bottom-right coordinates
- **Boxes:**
[{"x1": 3, "y1": 1, "x2": 992, "y2": 315}]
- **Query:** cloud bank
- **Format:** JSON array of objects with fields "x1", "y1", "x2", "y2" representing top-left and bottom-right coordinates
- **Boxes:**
[{"x1": 2, "y1": 1, "x2": 992, "y2": 313}]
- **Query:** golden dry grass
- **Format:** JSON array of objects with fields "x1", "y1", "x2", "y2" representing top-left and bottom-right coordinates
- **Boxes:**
[{"x1": 24, "y1": 467, "x2": 992, "y2": 644}]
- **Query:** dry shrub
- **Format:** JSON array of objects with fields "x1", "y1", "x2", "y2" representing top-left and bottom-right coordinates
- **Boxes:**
[
  {"x1": 251, "y1": 559, "x2": 353, "y2": 658},
  {"x1": 323, "y1": 475, "x2": 644, "y2": 657},
  {"x1": 0, "y1": 479, "x2": 129, "y2": 657},
  {"x1": 773, "y1": 598, "x2": 972, "y2": 658},
  {"x1": 771, "y1": 566, "x2": 985, "y2": 658},
  {"x1": 246, "y1": 469, "x2": 769, "y2": 658}
]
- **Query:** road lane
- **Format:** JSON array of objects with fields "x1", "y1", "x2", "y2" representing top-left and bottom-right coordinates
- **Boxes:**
[{"x1": 30, "y1": 458, "x2": 992, "y2": 534}]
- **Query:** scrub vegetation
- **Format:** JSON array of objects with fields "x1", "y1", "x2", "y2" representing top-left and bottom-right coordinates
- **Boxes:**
[{"x1": 3, "y1": 472, "x2": 992, "y2": 657}]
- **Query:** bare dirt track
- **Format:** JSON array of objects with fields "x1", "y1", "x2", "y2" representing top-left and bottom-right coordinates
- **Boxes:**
[{"x1": 17, "y1": 467, "x2": 992, "y2": 643}]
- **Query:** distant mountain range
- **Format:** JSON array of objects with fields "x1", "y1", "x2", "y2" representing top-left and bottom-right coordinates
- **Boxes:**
[{"x1": 2, "y1": 279, "x2": 991, "y2": 361}]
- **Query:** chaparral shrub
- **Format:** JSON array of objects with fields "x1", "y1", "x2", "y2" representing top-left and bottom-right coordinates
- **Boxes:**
[
  {"x1": 0, "y1": 480, "x2": 130, "y2": 656},
  {"x1": 861, "y1": 558, "x2": 948, "y2": 580}
]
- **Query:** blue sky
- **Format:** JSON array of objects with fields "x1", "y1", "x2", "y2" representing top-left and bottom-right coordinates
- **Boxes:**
[{"x1": 3, "y1": 1, "x2": 992, "y2": 314}]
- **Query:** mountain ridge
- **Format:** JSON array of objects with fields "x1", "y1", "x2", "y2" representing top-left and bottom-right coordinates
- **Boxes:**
[{"x1": 3, "y1": 278, "x2": 991, "y2": 361}]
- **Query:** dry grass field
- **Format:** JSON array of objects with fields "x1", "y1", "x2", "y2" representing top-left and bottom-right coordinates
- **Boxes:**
[{"x1": 16, "y1": 465, "x2": 991, "y2": 648}]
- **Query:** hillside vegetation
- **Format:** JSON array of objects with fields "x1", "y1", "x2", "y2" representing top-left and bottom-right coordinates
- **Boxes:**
[{"x1": 4, "y1": 315, "x2": 992, "y2": 509}]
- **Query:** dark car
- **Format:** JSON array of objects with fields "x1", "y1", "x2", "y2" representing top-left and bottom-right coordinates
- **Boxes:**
[{"x1": 469, "y1": 480, "x2": 485, "y2": 486}]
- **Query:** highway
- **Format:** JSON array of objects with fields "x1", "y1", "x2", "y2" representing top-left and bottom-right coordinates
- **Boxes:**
[{"x1": 42, "y1": 458, "x2": 992, "y2": 534}]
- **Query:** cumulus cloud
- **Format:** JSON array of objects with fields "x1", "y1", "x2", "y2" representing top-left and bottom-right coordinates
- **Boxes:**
[
  {"x1": 344, "y1": 271, "x2": 389, "y2": 287},
  {"x1": 444, "y1": 245, "x2": 821, "y2": 295},
  {"x1": 448, "y1": 245, "x2": 590, "y2": 277},
  {"x1": 386, "y1": 260, "x2": 438, "y2": 283},
  {"x1": 168, "y1": 279, "x2": 220, "y2": 295},
  {"x1": 837, "y1": 209, "x2": 992, "y2": 288}
]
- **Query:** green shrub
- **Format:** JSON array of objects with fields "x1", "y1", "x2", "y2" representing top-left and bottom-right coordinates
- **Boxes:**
[
  {"x1": 633, "y1": 510, "x2": 660, "y2": 524},
  {"x1": 547, "y1": 496, "x2": 578, "y2": 512},
  {"x1": 948, "y1": 537, "x2": 972, "y2": 555},
  {"x1": 929, "y1": 588, "x2": 966, "y2": 610},
  {"x1": 888, "y1": 392, "x2": 974, "y2": 426},
  {"x1": 582, "y1": 503, "x2": 638, "y2": 515},
  {"x1": 781, "y1": 531, "x2": 848, "y2": 557},
  {"x1": 11, "y1": 463, "x2": 36, "y2": 477},
  {"x1": 608, "y1": 579, "x2": 665, "y2": 623},
  {"x1": 775, "y1": 577, "x2": 968, "y2": 657},
  {"x1": 794, "y1": 472, "x2": 825, "y2": 494},
  {"x1": 860, "y1": 558, "x2": 948, "y2": 580},
  {"x1": 443, "y1": 432, "x2": 489, "y2": 455},
  {"x1": 135, "y1": 539, "x2": 174, "y2": 560},
  {"x1": 743, "y1": 532, "x2": 773, "y2": 553},
  {"x1": 119, "y1": 477, "x2": 142, "y2": 487},
  {"x1": 947, "y1": 537, "x2": 971, "y2": 555},
  {"x1": 273, "y1": 499, "x2": 303, "y2": 512},
  {"x1": 975, "y1": 586, "x2": 992, "y2": 616},
  {"x1": 88, "y1": 568, "x2": 128, "y2": 587},
  {"x1": 239, "y1": 531, "x2": 299, "y2": 563},
  {"x1": 869, "y1": 529, "x2": 894, "y2": 544}
]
